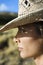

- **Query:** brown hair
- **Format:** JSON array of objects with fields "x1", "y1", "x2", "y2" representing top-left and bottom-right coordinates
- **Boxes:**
[{"x1": 18, "y1": 21, "x2": 43, "y2": 38}]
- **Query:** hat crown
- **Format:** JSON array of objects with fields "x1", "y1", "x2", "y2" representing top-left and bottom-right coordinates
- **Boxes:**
[{"x1": 18, "y1": 0, "x2": 43, "y2": 16}]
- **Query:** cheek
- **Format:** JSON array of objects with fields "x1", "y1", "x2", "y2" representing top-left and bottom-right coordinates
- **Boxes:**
[
  {"x1": 21, "y1": 39, "x2": 41, "y2": 58},
  {"x1": 19, "y1": 38, "x2": 31, "y2": 58},
  {"x1": 19, "y1": 37, "x2": 42, "y2": 58},
  {"x1": 20, "y1": 37, "x2": 35, "y2": 51},
  {"x1": 19, "y1": 38, "x2": 34, "y2": 58},
  {"x1": 27, "y1": 40, "x2": 42, "y2": 57}
]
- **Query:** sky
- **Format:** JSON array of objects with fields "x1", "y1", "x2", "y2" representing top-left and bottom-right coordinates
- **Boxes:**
[{"x1": 0, "y1": 0, "x2": 18, "y2": 13}]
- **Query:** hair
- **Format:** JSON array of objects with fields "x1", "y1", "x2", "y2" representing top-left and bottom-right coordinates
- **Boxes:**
[
  {"x1": 33, "y1": 21, "x2": 43, "y2": 38},
  {"x1": 18, "y1": 21, "x2": 43, "y2": 38}
]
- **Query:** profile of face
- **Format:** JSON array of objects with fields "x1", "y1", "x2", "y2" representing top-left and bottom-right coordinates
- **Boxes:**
[{"x1": 13, "y1": 24, "x2": 42, "y2": 59}]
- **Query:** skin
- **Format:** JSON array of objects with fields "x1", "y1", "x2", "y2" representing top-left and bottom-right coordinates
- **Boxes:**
[{"x1": 13, "y1": 24, "x2": 43, "y2": 65}]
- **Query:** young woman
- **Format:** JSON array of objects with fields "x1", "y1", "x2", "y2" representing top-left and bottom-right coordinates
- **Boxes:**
[
  {"x1": 0, "y1": 0, "x2": 43, "y2": 65},
  {"x1": 13, "y1": 21, "x2": 43, "y2": 65}
]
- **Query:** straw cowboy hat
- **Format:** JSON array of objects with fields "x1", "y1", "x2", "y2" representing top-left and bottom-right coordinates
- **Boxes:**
[{"x1": 0, "y1": 0, "x2": 43, "y2": 32}]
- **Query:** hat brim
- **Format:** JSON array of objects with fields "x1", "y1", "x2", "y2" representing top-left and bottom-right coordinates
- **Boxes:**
[{"x1": 0, "y1": 9, "x2": 43, "y2": 32}]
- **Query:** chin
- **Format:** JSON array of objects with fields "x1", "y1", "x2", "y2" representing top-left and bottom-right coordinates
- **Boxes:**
[
  {"x1": 20, "y1": 52, "x2": 34, "y2": 59},
  {"x1": 20, "y1": 55, "x2": 27, "y2": 59},
  {"x1": 20, "y1": 52, "x2": 29, "y2": 59}
]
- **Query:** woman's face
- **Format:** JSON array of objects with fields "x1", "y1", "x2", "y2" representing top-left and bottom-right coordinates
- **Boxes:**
[{"x1": 13, "y1": 25, "x2": 42, "y2": 59}]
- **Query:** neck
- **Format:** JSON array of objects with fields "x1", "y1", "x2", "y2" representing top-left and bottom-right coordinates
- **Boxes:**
[{"x1": 34, "y1": 54, "x2": 43, "y2": 65}]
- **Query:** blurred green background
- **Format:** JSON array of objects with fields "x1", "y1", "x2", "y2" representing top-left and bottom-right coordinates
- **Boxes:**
[{"x1": 0, "y1": 12, "x2": 35, "y2": 65}]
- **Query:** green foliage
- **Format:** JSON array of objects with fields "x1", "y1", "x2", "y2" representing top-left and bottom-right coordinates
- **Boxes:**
[
  {"x1": 0, "y1": 12, "x2": 18, "y2": 25},
  {"x1": 0, "y1": 28, "x2": 20, "y2": 65}
]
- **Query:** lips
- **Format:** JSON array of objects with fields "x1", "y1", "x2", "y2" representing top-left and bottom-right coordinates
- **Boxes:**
[{"x1": 18, "y1": 47, "x2": 23, "y2": 51}]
